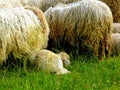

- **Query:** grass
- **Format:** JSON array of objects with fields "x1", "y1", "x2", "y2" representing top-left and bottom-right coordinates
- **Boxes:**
[{"x1": 0, "y1": 56, "x2": 120, "y2": 90}]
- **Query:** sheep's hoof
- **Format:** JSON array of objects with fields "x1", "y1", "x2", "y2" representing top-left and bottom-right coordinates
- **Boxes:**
[{"x1": 56, "y1": 69, "x2": 71, "y2": 75}]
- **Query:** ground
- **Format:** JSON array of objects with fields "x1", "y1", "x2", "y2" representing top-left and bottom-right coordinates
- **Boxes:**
[{"x1": 0, "y1": 56, "x2": 120, "y2": 90}]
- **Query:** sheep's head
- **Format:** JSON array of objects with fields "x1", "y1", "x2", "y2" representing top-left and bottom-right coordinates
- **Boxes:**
[{"x1": 59, "y1": 52, "x2": 70, "y2": 67}]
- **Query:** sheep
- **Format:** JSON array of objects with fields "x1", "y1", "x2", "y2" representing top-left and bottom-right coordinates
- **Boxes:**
[
  {"x1": 45, "y1": 0, "x2": 113, "y2": 61},
  {"x1": 18, "y1": 0, "x2": 120, "y2": 23},
  {"x1": 111, "y1": 33, "x2": 120, "y2": 56},
  {"x1": 33, "y1": 49, "x2": 70, "y2": 75},
  {"x1": 0, "y1": 0, "x2": 22, "y2": 8},
  {"x1": 113, "y1": 23, "x2": 120, "y2": 33},
  {"x1": 0, "y1": 6, "x2": 49, "y2": 65},
  {"x1": 22, "y1": 0, "x2": 81, "y2": 12},
  {"x1": 101, "y1": 0, "x2": 120, "y2": 22}
]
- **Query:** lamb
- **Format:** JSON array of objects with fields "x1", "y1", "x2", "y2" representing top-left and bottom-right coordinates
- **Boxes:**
[
  {"x1": 0, "y1": 6, "x2": 49, "y2": 65},
  {"x1": 45, "y1": 0, "x2": 113, "y2": 60},
  {"x1": 33, "y1": 50, "x2": 70, "y2": 75}
]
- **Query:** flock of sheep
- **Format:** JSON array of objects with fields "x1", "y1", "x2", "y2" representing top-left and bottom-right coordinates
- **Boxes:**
[{"x1": 0, "y1": 0, "x2": 120, "y2": 75}]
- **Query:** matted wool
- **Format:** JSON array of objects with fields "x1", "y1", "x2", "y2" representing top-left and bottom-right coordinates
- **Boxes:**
[
  {"x1": 0, "y1": 6, "x2": 49, "y2": 63},
  {"x1": 45, "y1": 0, "x2": 113, "y2": 60}
]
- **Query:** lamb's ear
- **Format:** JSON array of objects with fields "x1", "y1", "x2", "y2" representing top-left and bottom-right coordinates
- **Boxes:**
[
  {"x1": 58, "y1": 51, "x2": 66, "y2": 56},
  {"x1": 63, "y1": 59, "x2": 70, "y2": 67}
]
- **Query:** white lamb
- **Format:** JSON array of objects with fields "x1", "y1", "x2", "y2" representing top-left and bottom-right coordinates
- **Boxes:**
[{"x1": 33, "y1": 50, "x2": 71, "y2": 75}]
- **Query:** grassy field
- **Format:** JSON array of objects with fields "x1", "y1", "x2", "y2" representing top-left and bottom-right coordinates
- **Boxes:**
[{"x1": 0, "y1": 56, "x2": 120, "y2": 90}]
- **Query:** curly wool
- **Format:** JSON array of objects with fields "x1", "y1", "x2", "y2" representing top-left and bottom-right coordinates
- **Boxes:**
[
  {"x1": 22, "y1": 0, "x2": 81, "y2": 12},
  {"x1": 0, "y1": 0, "x2": 22, "y2": 8},
  {"x1": 101, "y1": 0, "x2": 120, "y2": 22},
  {"x1": 0, "y1": 6, "x2": 49, "y2": 64},
  {"x1": 45, "y1": 0, "x2": 113, "y2": 59}
]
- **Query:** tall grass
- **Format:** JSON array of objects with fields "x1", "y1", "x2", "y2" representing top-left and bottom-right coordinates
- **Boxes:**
[{"x1": 0, "y1": 56, "x2": 120, "y2": 90}]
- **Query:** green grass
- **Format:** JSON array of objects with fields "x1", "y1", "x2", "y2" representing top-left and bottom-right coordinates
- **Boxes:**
[{"x1": 0, "y1": 56, "x2": 120, "y2": 90}]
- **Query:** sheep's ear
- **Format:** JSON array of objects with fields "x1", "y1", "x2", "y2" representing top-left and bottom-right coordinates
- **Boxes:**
[
  {"x1": 58, "y1": 51, "x2": 65, "y2": 55},
  {"x1": 63, "y1": 59, "x2": 70, "y2": 67}
]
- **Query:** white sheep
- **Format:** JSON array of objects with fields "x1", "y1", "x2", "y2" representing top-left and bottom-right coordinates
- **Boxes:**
[
  {"x1": 45, "y1": 0, "x2": 113, "y2": 61},
  {"x1": 111, "y1": 33, "x2": 120, "y2": 56},
  {"x1": 33, "y1": 50, "x2": 70, "y2": 75},
  {"x1": 113, "y1": 23, "x2": 120, "y2": 33},
  {"x1": 0, "y1": 0, "x2": 22, "y2": 8},
  {"x1": 0, "y1": 6, "x2": 49, "y2": 65},
  {"x1": 21, "y1": 0, "x2": 81, "y2": 12}
]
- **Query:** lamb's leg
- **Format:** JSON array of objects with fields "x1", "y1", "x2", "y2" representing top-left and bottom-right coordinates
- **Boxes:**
[
  {"x1": 56, "y1": 68, "x2": 70, "y2": 75},
  {"x1": 56, "y1": 59, "x2": 70, "y2": 75}
]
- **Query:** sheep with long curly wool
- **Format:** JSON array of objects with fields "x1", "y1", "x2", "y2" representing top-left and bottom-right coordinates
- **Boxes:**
[
  {"x1": 0, "y1": 6, "x2": 49, "y2": 65},
  {"x1": 45, "y1": 0, "x2": 113, "y2": 61},
  {"x1": 0, "y1": 0, "x2": 22, "y2": 8},
  {"x1": 21, "y1": 0, "x2": 81, "y2": 12}
]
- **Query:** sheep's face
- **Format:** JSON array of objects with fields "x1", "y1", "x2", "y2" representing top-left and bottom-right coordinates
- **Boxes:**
[{"x1": 59, "y1": 52, "x2": 70, "y2": 67}]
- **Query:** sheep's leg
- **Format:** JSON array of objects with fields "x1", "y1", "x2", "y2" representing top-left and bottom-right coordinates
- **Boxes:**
[
  {"x1": 23, "y1": 58, "x2": 27, "y2": 71},
  {"x1": 0, "y1": 48, "x2": 7, "y2": 64},
  {"x1": 105, "y1": 34, "x2": 111, "y2": 59},
  {"x1": 105, "y1": 44, "x2": 110, "y2": 59},
  {"x1": 98, "y1": 41, "x2": 105, "y2": 61}
]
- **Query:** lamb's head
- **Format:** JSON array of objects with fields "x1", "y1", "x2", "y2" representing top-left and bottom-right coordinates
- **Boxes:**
[{"x1": 58, "y1": 52, "x2": 70, "y2": 67}]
